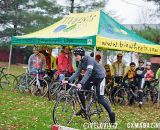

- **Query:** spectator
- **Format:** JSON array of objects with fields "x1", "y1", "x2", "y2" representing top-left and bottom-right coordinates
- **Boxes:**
[
  {"x1": 57, "y1": 46, "x2": 74, "y2": 81},
  {"x1": 135, "y1": 59, "x2": 146, "y2": 107},
  {"x1": 112, "y1": 53, "x2": 126, "y2": 83},
  {"x1": 28, "y1": 46, "x2": 46, "y2": 95},
  {"x1": 124, "y1": 62, "x2": 136, "y2": 105},
  {"x1": 124, "y1": 62, "x2": 136, "y2": 82}
]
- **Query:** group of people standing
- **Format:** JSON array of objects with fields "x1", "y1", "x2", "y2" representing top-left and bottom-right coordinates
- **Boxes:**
[
  {"x1": 28, "y1": 46, "x2": 75, "y2": 81},
  {"x1": 103, "y1": 53, "x2": 160, "y2": 107}
]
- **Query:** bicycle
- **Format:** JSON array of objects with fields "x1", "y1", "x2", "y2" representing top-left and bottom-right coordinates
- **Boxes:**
[
  {"x1": 0, "y1": 67, "x2": 17, "y2": 90},
  {"x1": 14, "y1": 66, "x2": 33, "y2": 93},
  {"x1": 143, "y1": 79, "x2": 158, "y2": 104},
  {"x1": 113, "y1": 79, "x2": 139, "y2": 106},
  {"x1": 53, "y1": 82, "x2": 111, "y2": 126},
  {"x1": 30, "y1": 69, "x2": 49, "y2": 97}
]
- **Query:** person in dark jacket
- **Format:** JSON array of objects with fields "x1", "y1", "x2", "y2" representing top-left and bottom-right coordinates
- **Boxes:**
[
  {"x1": 63, "y1": 47, "x2": 115, "y2": 124},
  {"x1": 135, "y1": 59, "x2": 146, "y2": 107}
]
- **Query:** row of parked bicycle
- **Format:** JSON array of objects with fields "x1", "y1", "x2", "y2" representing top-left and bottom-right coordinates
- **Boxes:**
[{"x1": 0, "y1": 66, "x2": 159, "y2": 108}]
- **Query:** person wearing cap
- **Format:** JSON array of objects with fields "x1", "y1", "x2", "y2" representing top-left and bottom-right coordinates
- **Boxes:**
[
  {"x1": 56, "y1": 46, "x2": 74, "y2": 81},
  {"x1": 28, "y1": 46, "x2": 46, "y2": 95},
  {"x1": 112, "y1": 53, "x2": 126, "y2": 83},
  {"x1": 95, "y1": 54, "x2": 101, "y2": 63},
  {"x1": 62, "y1": 47, "x2": 115, "y2": 124}
]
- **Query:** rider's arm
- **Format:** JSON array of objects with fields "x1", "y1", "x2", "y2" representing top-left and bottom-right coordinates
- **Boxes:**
[
  {"x1": 68, "y1": 63, "x2": 82, "y2": 82},
  {"x1": 79, "y1": 58, "x2": 94, "y2": 85}
]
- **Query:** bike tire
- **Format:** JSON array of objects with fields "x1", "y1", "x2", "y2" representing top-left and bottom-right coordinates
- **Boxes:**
[
  {"x1": 0, "y1": 74, "x2": 17, "y2": 90},
  {"x1": 53, "y1": 94, "x2": 75, "y2": 125},
  {"x1": 113, "y1": 87, "x2": 127, "y2": 105},
  {"x1": 88, "y1": 98, "x2": 110, "y2": 123}
]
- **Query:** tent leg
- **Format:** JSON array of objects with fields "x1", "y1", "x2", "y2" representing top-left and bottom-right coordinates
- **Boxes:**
[
  {"x1": 93, "y1": 46, "x2": 96, "y2": 59},
  {"x1": 157, "y1": 79, "x2": 160, "y2": 108},
  {"x1": 8, "y1": 44, "x2": 13, "y2": 73}
]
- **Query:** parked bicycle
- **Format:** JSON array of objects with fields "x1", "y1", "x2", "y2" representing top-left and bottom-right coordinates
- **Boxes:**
[
  {"x1": 14, "y1": 66, "x2": 33, "y2": 93},
  {"x1": 30, "y1": 69, "x2": 49, "y2": 97},
  {"x1": 0, "y1": 67, "x2": 17, "y2": 90}
]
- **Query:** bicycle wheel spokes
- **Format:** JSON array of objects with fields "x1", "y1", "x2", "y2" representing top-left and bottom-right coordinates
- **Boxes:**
[
  {"x1": 50, "y1": 82, "x2": 61, "y2": 100},
  {"x1": 0, "y1": 74, "x2": 17, "y2": 90},
  {"x1": 53, "y1": 95, "x2": 75, "y2": 126},
  {"x1": 88, "y1": 101, "x2": 110, "y2": 123}
]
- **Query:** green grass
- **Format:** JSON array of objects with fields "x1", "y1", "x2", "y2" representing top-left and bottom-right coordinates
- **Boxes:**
[{"x1": 0, "y1": 63, "x2": 160, "y2": 130}]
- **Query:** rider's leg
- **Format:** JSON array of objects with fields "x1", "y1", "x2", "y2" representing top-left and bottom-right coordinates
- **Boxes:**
[
  {"x1": 95, "y1": 78, "x2": 115, "y2": 123},
  {"x1": 76, "y1": 79, "x2": 92, "y2": 116}
]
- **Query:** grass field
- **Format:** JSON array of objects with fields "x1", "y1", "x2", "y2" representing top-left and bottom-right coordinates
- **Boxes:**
[{"x1": 0, "y1": 63, "x2": 160, "y2": 130}]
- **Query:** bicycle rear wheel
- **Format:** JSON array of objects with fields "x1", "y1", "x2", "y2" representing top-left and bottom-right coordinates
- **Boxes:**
[
  {"x1": 18, "y1": 74, "x2": 32, "y2": 93},
  {"x1": 53, "y1": 95, "x2": 75, "y2": 125},
  {"x1": 0, "y1": 74, "x2": 17, "y2": 90},
  {"x1": 88, "y1": 99, "x2": 110, "y2": 123}
]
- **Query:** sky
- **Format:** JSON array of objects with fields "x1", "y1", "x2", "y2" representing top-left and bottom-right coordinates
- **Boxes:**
[
  {"x1": 58, "y1": 0, "x2": 159, "y2": 24},
  {"x1": 105, "y1": 0, "x2": 159, "y2": 24}
]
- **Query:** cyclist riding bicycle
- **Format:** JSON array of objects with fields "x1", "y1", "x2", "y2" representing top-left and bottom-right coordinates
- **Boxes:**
[{"x1": 62, "y1": 47, "x2": 115, "y2": 124}]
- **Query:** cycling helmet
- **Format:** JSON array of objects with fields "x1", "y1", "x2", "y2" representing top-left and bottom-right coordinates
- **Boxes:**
[{"x1": 73, "y1": 47, "x2": 85, "y2": 56}]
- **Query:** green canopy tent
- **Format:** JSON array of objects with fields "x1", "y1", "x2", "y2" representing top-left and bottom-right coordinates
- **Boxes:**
[{"x1": 10, "y1": 10, "x2": 160, "y2": 69}]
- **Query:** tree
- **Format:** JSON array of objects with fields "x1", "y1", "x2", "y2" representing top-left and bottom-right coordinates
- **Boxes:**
[
  {"x1": 144, "y1": 0, "x2": 160, "y2": 18},
  {"x1": 0, "y1": 0, "x2": 63, "y2": 44},
  {"x1": 134, "y1": 27, "x2": 160, "y2": 60},
  {"x1": 63, "y1": 0, "x2": 105, "y2": 13}
]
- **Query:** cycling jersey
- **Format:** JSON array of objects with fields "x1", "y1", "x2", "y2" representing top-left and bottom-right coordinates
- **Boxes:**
[{"x1": 68, "y1": 55, "x2": 106, "y2": 85}]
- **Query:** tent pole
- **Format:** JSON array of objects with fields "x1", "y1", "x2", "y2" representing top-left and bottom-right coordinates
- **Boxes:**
[
  {"x1": 93, "y1": 46, "x2": 96, "y2": 59},
  {"x1": 8, "y1": 44, "x2": 13, "y2": 73}
]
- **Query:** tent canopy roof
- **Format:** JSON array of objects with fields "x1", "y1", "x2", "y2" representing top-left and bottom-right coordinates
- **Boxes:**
[{"x1": 12, "y1": 10, "x2": 160, "y2": 55}]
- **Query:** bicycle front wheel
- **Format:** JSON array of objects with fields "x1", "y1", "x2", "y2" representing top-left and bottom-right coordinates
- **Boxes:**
[
  {"x1": 31, "y1": 79, "x2": 48, "y2": 97},
  {"x1": 53, "y1": 95, "x2": 75, "y2": 126}
]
